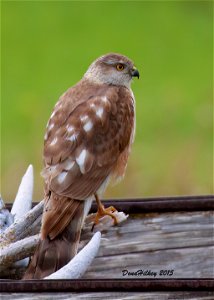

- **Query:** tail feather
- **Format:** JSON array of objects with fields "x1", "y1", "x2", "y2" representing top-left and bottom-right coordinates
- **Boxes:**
[
  {"x1": 24, "y1": 235, "x2": 73, "y2": 279},
  {"x1": 41, "y1": 193, "x2": 81, "y2": 240},
  {"x1": 23, "y1": 194, "x2": 85, "y2": 279},
  {"x1": 48, "y1": 206, "x2": 77, "y2": 240}
]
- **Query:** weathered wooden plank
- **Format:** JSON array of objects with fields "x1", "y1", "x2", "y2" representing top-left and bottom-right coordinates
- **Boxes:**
[
  {"x1": 0, "y1": 292, "x2": 214, "y2": 300},
  {"x1": 1, "y1": 197, "x2": 213, "y2": 299},
  {"x1": 83, "y1": 211, "x2": 213, "y2": 253},
  {"x1": 1, "y1": 211, "x2": 213, "y2": 280},
  {"x1": 84, "y1": 246, "x2": 214, "y2": 278},
  {"x1": 81, "y1": 211, "x2": 214, "y2": 279}
]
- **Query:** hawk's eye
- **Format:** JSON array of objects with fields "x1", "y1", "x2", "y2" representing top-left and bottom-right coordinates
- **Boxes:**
[{"x1": 116, "y1": 63, "x2": 124, "y2": 71}]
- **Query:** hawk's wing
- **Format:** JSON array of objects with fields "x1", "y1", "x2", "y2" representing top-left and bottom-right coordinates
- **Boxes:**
[{"x1": 42, "y1": 82, "x2": 134, "y2": 200}]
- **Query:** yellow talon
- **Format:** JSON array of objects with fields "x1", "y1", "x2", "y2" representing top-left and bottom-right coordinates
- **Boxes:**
[{"x1": 92, "y1": 194, "x2": 118, "y2": 231}]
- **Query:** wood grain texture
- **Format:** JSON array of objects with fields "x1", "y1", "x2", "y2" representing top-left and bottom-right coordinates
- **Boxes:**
[
  {"x1": 0, "y1": 292, "x2": 214, "y2": 300},
  {"x1": 82, "y1": 211, "x2": 214, "y2": 279},
  {"x1": 1, "y1": 211, "x2": 213, "y2": 280},
  {"x1": 1, "y1": 207, "x2": 213, "y2": 299}
]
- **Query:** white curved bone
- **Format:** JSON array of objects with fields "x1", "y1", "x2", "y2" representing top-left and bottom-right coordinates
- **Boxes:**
[
  {"x1": 0, "y1": 234, "x2": 40, "y2": 268},
  {"x1": 11, "y1": 165, "x2": 34, "y2": 221},
  {"x1": 0, "y1": 165, "x2": 128, "y2": 278},
  {"x1": 0, "y1": 200, "x2": 43, "y2": 247}
]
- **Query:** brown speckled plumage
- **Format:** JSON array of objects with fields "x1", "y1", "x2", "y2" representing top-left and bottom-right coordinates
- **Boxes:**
[{"x1": 23, "y1": 53, "x2": 138, "y2": 280}]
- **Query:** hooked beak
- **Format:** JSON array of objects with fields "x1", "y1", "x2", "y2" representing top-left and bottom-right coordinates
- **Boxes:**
[{"x1": 131, "y1": 67, "x2": 140, "y2": 79}]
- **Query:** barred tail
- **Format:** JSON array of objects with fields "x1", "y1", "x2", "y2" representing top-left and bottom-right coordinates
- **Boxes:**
[{"x1": 23, "y1": 195, "x2": 84, "y2": 279}]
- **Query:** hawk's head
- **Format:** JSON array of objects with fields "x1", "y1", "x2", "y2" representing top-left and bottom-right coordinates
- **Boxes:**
[{"x1": 84, "y1": 53, "x2": 139, "y2": 87}]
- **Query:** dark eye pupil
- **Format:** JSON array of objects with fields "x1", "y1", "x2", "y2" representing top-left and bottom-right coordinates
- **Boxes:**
[{"x1": 117, "y1": 64, "x2": 123, "y2": 70}]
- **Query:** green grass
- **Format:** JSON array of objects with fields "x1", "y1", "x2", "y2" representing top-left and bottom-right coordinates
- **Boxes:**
[{"x1": 1, "y1": 1, "x2": 213, "y2": 201}]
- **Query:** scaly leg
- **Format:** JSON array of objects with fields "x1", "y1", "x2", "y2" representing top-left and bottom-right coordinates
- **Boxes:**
[{"x1": 92, "y1": 193, "x2": 118, "y2": 230}]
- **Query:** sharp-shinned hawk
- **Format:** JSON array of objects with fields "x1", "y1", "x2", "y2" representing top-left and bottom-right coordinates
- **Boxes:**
[{"x1": 23, "y1": 53, "x2": 139, "y2": 279}]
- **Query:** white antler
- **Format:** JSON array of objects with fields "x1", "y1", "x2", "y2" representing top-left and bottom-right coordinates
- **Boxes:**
[
  {"x1": 0, "y1": 200, "x2": 43, "y2": 248},
  {"x1": 0, "y1": 165, "x2": 128, "y2": 279},
  {"x1": 45, "y1": 232, "x2": 101, "y2": 279},
  {"x1": 11, "y1": 165, "x2": 34, "y2": 221},
  {"x1": 0, "y1": 234, "x2": 40, "y2": 268}
]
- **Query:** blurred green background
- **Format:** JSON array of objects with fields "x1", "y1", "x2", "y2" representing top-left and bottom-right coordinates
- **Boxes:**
[{"x1": 1, "y1": 1, "x2": 213, "y2": 202}]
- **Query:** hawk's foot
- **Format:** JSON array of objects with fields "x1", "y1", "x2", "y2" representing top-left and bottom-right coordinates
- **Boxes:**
[
  {"x1": 95, "y1": 204, "x2": 118, "y2": 224},
  {"x1": 92, "y1": 194, "x2": 119, "y2": 231}
]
